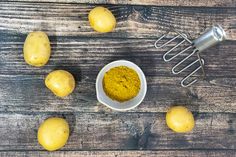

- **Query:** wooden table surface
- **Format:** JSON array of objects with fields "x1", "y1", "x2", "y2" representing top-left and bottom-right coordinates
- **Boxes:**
[{"x1": 0, "y1": 0, "x2": 236, "y2": 156}]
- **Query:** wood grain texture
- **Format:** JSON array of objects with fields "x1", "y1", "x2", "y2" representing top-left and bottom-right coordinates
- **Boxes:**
[
  {"x1": 3, "y1": 0, "x2": 236, "y2": 7},
  {"x1": 1, "y1": 35, "x2": 236, "y2": 113},
  {"x1": 0, "y1": 150, "x2": 236, "y2": 157},
  {"x1": 0, "y1": 112, "x2": 235, "y2": 150},
  {"x1": 0, "y1": 1, "x2": 236, "y2": 155},
  {"x1": 0, "y1": 2, "x2": 235, "y2": 40},
  {"x1": 1, "y1": 74, "x2": 236, "y2": 113},
  {"x1": 1, "y1": 34, "x2": 236, "y2": 77}
]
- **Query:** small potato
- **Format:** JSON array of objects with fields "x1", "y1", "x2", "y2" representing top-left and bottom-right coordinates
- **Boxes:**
[
  {"x1": 45, "y1": 70, "x2": 75, "y2": 97},
  {"x1": 38, "y1": 117, "x2": 69, "y2": 151},
  {"x1": 89, "y1": 6, "x2": 116, "y2": 33},
  {"x1": 24, "y1": 31, "x2": 51, "y2": 67},
  {"x1": 166, "y1": 106, "x2": 195, "y2": 133}
]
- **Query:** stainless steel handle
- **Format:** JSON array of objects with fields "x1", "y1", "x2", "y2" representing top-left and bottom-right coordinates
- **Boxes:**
[{"x1": 193, "y1": 25, "x2": 226, "y2": 52}]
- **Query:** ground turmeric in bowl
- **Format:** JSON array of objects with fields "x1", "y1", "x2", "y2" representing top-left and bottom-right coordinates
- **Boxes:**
[{"x1": 103, "y1": 66, "x2": 141, "y2": 102}]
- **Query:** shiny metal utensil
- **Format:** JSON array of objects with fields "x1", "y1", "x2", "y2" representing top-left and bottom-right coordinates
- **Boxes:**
[{"x1": 155, "y1": 25, "x2": 226, "y2": 87}]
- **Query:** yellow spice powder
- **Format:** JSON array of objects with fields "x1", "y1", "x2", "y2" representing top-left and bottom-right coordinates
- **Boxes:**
[{"x1": 103, "y1": 66, "x2": 141, "y2": 102}]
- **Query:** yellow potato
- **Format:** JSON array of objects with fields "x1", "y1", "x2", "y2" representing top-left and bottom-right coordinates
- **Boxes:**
[
  {"x1": 166, "y1": 106, "x2": 195, "y2": 133},
  {"x1": 89, "y1": 6, "x2": 116, "y2": 33},
  {"x1": 38, "y1": 117, "x2": 69, "y2": 151},
  {"x1": 45, "y1": 70, "x2": 75, "y2": 97},
  {"x1": 24, "y1": 31, "x2": 51, "y2": 67}
]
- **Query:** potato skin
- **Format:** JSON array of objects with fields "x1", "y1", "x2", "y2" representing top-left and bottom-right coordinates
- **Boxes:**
[
  {"x1": 23, "y1": 31, "x2": 51, "y2": 67},
  {"x1": 89, "y1": 6, "x2": 116, "y2": 33},
  {"x1": 38, "y1": 117, "x2": 69, "y2": 151},
  {"x1": 166, "y1": 106, "x2": 195, "y2": 133},
  {"x1": 45, "y1": 70, "x2": 75, "y2": 97}
]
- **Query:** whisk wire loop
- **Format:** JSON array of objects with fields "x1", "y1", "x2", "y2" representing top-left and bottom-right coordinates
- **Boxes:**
[
  {"x1": 155, "y1": 25, "x2": 226, "y2": 87},
  {"x1": 155, "y1": 30, "x2": 204, "y2": 87}
]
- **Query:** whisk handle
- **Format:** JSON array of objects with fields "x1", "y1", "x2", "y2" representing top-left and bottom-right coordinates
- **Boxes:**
[{"x1": 193, "y1": 25, "x2": 226, "y2": 52}]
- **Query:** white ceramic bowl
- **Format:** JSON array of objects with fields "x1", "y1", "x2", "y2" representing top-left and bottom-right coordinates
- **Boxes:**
[{"x1": 96, "y1": 60, "x2": 147, "y2": 111}]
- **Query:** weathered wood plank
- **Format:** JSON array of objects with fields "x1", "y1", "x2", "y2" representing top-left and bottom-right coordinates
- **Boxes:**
[
  {"x1": 3, "y1": 0, "x2": 236, "y2": 7},
  {"x1": 1, "y1": 35, "x2": 235, "y2": 77},
  {"x1": 0, "y1": 150, "x2": 236, "y2": 157},
  {"x1": 1, "y1": 36, "x2": 236, "y2": 113},
  {"x1": 0, "y1": 112, "x2": 235, "y2": 150},
  {"x1": 0, "y1": 2, "x2": 235, "y2": 40},
  {"x1": 1, "y1": 75, "x2": 236, "y2": 113}
]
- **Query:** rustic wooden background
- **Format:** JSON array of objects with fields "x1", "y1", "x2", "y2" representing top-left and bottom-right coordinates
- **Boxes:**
[{"x1": 0, "y1": 0, "x2": 236, "y2": 156}]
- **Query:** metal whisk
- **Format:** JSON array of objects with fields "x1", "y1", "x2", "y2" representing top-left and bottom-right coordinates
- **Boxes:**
[{"x1": 155, "y1": 25, "x2": 226, "y2": 87}]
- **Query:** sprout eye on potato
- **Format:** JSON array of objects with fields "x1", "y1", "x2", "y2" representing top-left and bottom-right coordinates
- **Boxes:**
[{"x1": 23, "y1": 31, "x2": 51, "y2": 67}]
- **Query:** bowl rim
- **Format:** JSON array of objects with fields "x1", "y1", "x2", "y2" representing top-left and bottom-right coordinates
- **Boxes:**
[{"x1": 96, "y1": 60, "x2": 147, "y2": 111}]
